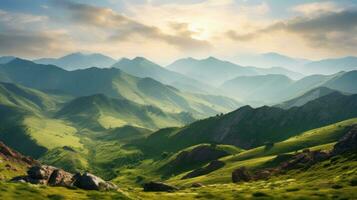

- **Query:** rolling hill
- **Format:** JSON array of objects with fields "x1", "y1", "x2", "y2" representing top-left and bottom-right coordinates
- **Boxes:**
[
  {"x1": 133, "y1": 92, "x2": 357, "y2": 153},
  {"x1": 0, "y1": 82, "x2": 59, "y2": 113},
  {"x1": 34, "y1": 52, "x2": 117, "y2": 70},
  {"x1": 56, "y1": 94, "x2": 195, "y2": 130},
  {"x1": 0, "y1": 58, "x2": 240, "y2": 118}
]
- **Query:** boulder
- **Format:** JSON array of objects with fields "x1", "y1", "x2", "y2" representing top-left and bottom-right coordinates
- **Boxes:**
[
  {"x1": 12, "y1": 165, "x2": 117, "y2": 191},
  {"x1": 73, "y1": 172, "x2": 117, "y2": 191},
  {"x1": 48, "y1": 169, "x2": 74, "y2": 187},
  {"x1": 280, "y1": 150, "x2": 330, "y2": 170},
  {"x1": 232, "y1": 167, "x2": 252, "y2": 183},
  {"x1": 143, "y1": 181, "x2": 178, "y2": 192},
  {"x1": 27, "y1": 165, "x2": 56, "y2": 181}
]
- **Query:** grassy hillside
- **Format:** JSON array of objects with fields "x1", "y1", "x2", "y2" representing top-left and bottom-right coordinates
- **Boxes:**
[
  {"x1": 156, "y1": 119, "x2": 357, "y2": 187},
  {"x1": 0, "y1": 82, "x2": 59, "y2": 113}
]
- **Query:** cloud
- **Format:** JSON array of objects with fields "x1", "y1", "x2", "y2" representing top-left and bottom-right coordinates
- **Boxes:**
[
  {"x1": 292, "y1": 2, "x2": 342, "y2": 16},
  {"x1": 226, "y1": 9, "x2": 357, "y2": 51},
  {"x1": 51, "y1": 0, "x2": 211, "y2": 51},
  {"x1": 0, "y1": 10, "x2": 72, "y2": 57}
]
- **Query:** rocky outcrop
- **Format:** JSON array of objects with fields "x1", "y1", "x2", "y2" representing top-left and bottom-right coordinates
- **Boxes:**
[
  {"x1": 232, "y1": 167, "x2": 252, "y2": 183},
  {"x1": 280, "y1": 149, "x2": 330, "y2": 170},
  {"x1": 182, "y1": 160, "x2": 225, "y2": 179},
  {"x1": 0, "y1": 141, "x2": 38, "y2": 166},
  {"x1": 143, "y1": 181, "x2": 178, "y2": 192},
  {"x1": 332, "y1": 125, "x2": 357, "y2": 155},
  {"x1": 11, "y1": 165, "x2": 117, "y2": 191}
]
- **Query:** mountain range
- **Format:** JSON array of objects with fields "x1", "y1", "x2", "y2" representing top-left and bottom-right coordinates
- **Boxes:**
[
  {"x1": 112, "y1": 57, "x2": 217, "y2": 94},
  {"x1": 134, "y1": 91, "x2": 357, "y2": 153},
  {"x1": 34, "y1": 52, "x2": 117, "y2": 70},
  {"x1": 0, "y1": 58, "x2": 240, "y2": 118}
]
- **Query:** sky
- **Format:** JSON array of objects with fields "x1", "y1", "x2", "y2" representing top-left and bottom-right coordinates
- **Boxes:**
[{"x1": 0, "y1": 0, "x2": 357, "y2": 64}]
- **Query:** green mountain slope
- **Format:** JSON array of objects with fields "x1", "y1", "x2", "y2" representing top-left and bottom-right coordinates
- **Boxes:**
[
  {"x1": 0, "y1": 82, "x2": 59, "y2": 113},
  {"x1": 133, "y1": 92, "x2": 357, "y2": 153},
  {"x1": 164, "y1": 118, "x2": 357, "y2": 187},
  {"x1": 0, "y1": 58, "x2": 240, "y2": 117},
  {"x1": 34, "y1": 52, "x2": 117, "y2": 70},
  {"x1": 56, "y1": 94, "x2": 195, "y2": 130},
  {"x1": 112, "y1": 57, "x2": 217, "y2": 94}
]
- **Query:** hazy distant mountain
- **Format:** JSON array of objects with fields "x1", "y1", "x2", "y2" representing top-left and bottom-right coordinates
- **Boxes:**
[
  {"x1": 220, "y1": 71, "x2": 356, "y2": 105},
  {"x1": 0, "y1": 58, "x2": 240, "y2": 117},
  {"x1": 0, "y1": 56, "x2": 16, "y2": 64},
  {"x1": 236, "y1": 52, "x2": 310, "y2": 71},
  {"x1": 220, "y1": 74, "x2": 294, "y2": 104},
  {"x1": 167, "y1": 57, "x2": 260, "y2": 86},
  {"x1": 276, "y1": 87, "x2": 338, "y2": 109},
  {"x1": 324, "y1": 70, "x2": 357, "y2": 93},
  {"x1": 112, "y1": 57, "x2": 217, "y2": 94},
  {"x1": 34, "y1": 52, "x2": 116, "y2": 70},
  {"x1": 303, "y1": 56, "x2": 357, "y2": 75},
  {"x1": 251, "y1": 66, "x2": 304, "y2": 80},
  {"x1": 168, "y1": 56, "x2": 305, "y2": 86}
]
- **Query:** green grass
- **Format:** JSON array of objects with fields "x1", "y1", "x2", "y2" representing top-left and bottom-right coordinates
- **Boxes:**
[
  {"x1": 0, "y1": 182, "x2": 130, "y2": 200},
  {"x1": 132, "y1": 153, "x2": 357, "y2": 200},
  {"x1": 24, "y1": 116, "x2": 82, "y2": 150}
]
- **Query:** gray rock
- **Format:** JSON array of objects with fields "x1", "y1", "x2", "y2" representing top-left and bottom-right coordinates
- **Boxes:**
[{"x1": 73, "y1": 172, "x2": 117, "y2": 191}]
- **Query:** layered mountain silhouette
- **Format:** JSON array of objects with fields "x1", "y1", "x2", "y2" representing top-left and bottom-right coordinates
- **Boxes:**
[
  {"x1": 168, "y1": 56, "x2": 304, "y2": 86},
  {"x1": 112, "y1": 57, "x2": 217, "y2": 94},
  {"x1": 34, "y1": 52, "x2": 117, "y2": 70},
  {"x1": 220, "y1": 71, "x2": 357, "y2": 105}
]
